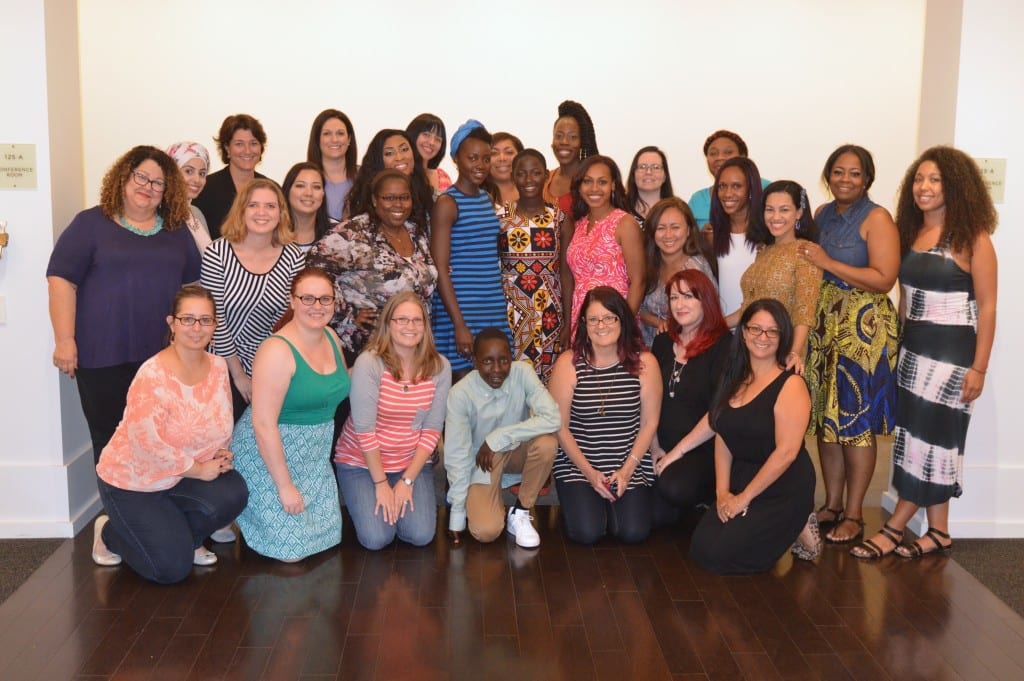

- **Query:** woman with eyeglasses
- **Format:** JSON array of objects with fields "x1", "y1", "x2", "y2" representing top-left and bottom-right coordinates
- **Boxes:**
[
  {"x1": 549, "y1": 287, "x2": 661, "y2": 544},
  {"x1": 231, "y1": 267, "x2": 351, "y2": 561},
  {"x1": 626, "y1": 146, "x2": 674, "y2": 222},
  {"x1": 689, "y1": 299, "x2": 819, "y2": 573},
  {"x1": 200, "y1": 179, "x2": 306, "y2": 421},
  {"x1": 47, "y1": 146, "x2": 201, "y2": 465},
  {"x1": 193, "y1": 113, "x2": 269, "y2": 240},
  {"x1": 307, "y1": 169, "x2": 437, "y2": 364},
  {"x1": 334, "y1": 291, "x2": 450, "y2": 549},
  {"x1": 90, "y1": 285, "x2": 248, "y2": 581}
]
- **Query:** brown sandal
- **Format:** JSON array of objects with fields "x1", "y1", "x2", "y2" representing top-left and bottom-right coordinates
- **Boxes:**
[
  {"x1": 850, "y1": 523, "x2": 903, "y2": 559},
  {"x1": 815, "y1": 505, "x2": 844, "y2": 533},
  {"x1": 895, "y1": 528, "x2": 953, "y2": 558}
]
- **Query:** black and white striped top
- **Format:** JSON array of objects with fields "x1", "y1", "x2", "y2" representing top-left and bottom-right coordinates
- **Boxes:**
[
  {"x1": 552, "y1": 358, "x2": 653, "y2": 489},
  {"x1": 200, "y1": 238, "x2": 306, "y2": 375}
]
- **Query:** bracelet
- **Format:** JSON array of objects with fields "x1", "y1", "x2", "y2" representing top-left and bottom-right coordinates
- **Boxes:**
[
  {"x1": 373, "y1": 478, "x2": 387, "y2": 485},
  {"x1": 786, "y1": 351, "x2": 798, "y2": 358},
  {"x1": 628, "y1": 453, "x2": 642, "y2": 466},
  {"x1": 970, "y1": 366, "x2": 987, "y2": 374}
]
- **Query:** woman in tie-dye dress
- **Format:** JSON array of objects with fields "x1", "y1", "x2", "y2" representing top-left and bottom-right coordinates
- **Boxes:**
[{"x1": 852, "y1": 146, "x2": 997, "y2": 561}]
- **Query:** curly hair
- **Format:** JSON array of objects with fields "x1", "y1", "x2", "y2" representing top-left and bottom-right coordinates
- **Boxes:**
[
  {"x1": 213, "y1": 113, "x2": 266, "y2": 165},
  {"x1": 572, "y1": 286, "x2": 644, "y2": 375},
  {"x1": 626, "y1": 146, "x2": 674, "y2": 218},
  {"x1": 220, "y1": 178, "x2": 294, "y2": 246},
  {"x1": 306, "y1": 109, "x2": 357, "y2": 176},
  {"x1": 570, "y1": 155, "x2": 629, "y2": 220},
  {"x1": 99, "y1": 145, "x2": 191, "y2": 228},
  {"x1": 749, "y1": 180, "x2": 819, "y2": 245},
  {"x1": 556, "y1": 100, "x2": 599, "y2": 160},
  {"x1": 643, "y1": 197, "x2": 716, "y2": 294},
  {"x1": 895, "y1": 145, "x2": 998, "y2": 256}
]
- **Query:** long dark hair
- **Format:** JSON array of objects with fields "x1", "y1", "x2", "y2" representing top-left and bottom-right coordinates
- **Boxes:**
[
  {"x1": 709, "y1": 157, "x2": 763, "y2": 257},
  {"x1": 281, "y1": 162, "x2": 331, "y2": 243},
  {"x1": 626, "y1": 146, "x2": 674, "y2": 218},
  {"x1": 748, "y1": 180, "x2": 819, "y2": 245},
  {"x1": 406, "y1": 113, "x2": 447, "y2": 169},
  {"x1": 346, "y1": 129, "x2": 434, "y2": 231},
  {"x1": 571, "y1": 286, "x2": 644, "y2": 375},
  {"x1": 644, "y1": 197, "x2": 717, "y2": 293},
  {"x1": 570, "y1": 155, "x2": 629, "y2": 220},
  {"x1": 306, "y1": 109, "x2": 358, "y2": 177},
  {"x1": 556, "y1": 100, "x2": 599, "y2": 160},
  {"x1": 710, "y1": 299, "x2": 793, "y2": 428}
]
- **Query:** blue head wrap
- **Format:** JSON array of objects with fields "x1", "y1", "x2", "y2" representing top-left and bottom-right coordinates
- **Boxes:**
[{"x1": 450, "y1": 119, "x2": 484, "y2": 160}]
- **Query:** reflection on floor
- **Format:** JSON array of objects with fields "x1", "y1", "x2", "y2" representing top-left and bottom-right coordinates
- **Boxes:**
[{"x1": 1, "y1": 505, "x2": 1023, "y2": 680}]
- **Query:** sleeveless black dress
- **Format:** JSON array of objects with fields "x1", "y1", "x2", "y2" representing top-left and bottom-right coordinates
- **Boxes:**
[{"x1": 689, "y1": 371, "x2": 814, "y2": 574}]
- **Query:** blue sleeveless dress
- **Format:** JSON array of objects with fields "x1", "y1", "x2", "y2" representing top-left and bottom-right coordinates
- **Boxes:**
[
  {"x1": 431, "y1": 186, "x2": 511, "y2": 371},
  {"x1": 233, "y1": 330, "x2": 350, "y2": 560}
]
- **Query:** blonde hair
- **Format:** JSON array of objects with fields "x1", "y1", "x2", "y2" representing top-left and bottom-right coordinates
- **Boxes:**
[
  {"x1": 362, "y1": 291, "x2": 442, "y2": 382},
  {"x1": 220, "y1": 178, "x2": 295, "y2": 246}
]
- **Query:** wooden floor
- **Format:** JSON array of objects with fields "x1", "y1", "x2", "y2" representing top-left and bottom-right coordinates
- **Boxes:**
[{"x1": 2, "y1": 506, "x2": 1023, "y2": 681}]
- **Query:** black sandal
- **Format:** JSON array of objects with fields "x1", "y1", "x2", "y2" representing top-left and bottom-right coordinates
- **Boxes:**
[
  {"x1": 826, "y1": 517, "x2": 865, "y2": 545},
  {"x1": 896, "y1": 527, "x2": 953, "y2": 559},
  {"x1": 850, "y1": 523, "x2": 903, "y2": 559},
  {"x1": 815, "y1": 505, "x2": 844, "y2": 533}
]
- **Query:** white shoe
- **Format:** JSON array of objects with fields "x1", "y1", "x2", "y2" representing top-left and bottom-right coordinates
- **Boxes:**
[
  {"x1": 91, "y1": 515, "x2": 122, "y2": 566},
  {"x1": 506, "y1": 507, "x2": 540, "y2": 548},
  {"x1": 193, "y1": 546, "x2": 218, "y2": 566},
  {"x1": 210, "y1": 525, "x2": 236, "y2": 543}
]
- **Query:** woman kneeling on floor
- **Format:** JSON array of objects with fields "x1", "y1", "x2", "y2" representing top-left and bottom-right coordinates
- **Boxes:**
[{"x1": 92, "y1": 285, "x2": 249, "y2": 583}]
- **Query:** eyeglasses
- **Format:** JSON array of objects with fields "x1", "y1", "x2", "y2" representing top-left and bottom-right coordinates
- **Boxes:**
[
  {"x1": 586, "y1": 315, "x2": 620, "y2": 327},
  {"x1": 391, "y1": 316, "x2": 425, "y2": 327},
  {"x1": 378, "y1": 193, "x2": 412, "y2": 203},
  {"x1": 175, "y1": 315, "x2": 216, "y2": 327},
  {"x1": 130, "y1": 171, "x2": 166, "y2": 192},
  {"x1": 744, "y1": 324, "x2": 780, "y2": 339},
  {"x1": 295, "y1": 294, "x2": 336, "y2": 307},
  {"x1": 636, "y1": 164, "x2": 663, "y2": 173}
]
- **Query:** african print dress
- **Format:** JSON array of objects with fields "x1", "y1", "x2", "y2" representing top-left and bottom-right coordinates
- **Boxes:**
[
  {"x1": 891, "y1": 245, "x2": 977, "y2": 507},
  {"x1": 498, "y1": 202, "x2": 565, "y2": 382}
]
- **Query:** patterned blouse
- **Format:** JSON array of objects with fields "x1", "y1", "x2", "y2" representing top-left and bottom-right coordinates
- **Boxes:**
[
  {"x1": 738, "y1": 239, "x2": 822, "y2": 328},
  {"x1": 96, "y1": 354, "x2": 233, "y2": 492},
  {"x1": 307, "y1": 213, "x2": 438, "y2": 355}
]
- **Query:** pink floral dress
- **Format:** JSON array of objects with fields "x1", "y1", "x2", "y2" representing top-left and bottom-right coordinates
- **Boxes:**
[{"x1": 566, "y1": 208, "x2": 631, "y2": 328}]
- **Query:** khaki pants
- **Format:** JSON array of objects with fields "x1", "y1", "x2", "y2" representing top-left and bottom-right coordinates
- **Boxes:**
[{"x1": 466, "y1": 434, "x2": 557, "y2": 543}]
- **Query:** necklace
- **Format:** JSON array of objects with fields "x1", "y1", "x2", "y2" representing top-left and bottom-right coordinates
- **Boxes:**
[
  {"x1": 586, "y1": 358, "x2": 618, "y2": 417},
  {"x1": 667, "y1": 359, "x2": 687, "y2": 398},
  {"x1": 118, "y1": 214, "x2": 164, "y2": 236}
]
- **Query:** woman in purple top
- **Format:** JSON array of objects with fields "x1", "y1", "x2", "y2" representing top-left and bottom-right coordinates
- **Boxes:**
[{"x1": 47, "y1": 145, "x2": 201, "y2": 463}]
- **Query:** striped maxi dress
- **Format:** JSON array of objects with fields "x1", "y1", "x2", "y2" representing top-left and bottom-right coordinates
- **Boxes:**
[{"x1": 891, "y1": 245, "x2": 978, "y2": 506}]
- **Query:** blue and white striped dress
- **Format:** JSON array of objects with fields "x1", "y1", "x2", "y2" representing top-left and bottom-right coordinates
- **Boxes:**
[
  {"x1": 431, "y1": 186, "x2": 510, "y2": 371},
  {"x1": 552, "y1": 358, "x2": 654, "y2": 488},
  {"x1": 201, "y1": 239, "x2": 306, "y2": 374},
  {"x1": 892, "y1": 245, "x2": 977, "y2": 506}
]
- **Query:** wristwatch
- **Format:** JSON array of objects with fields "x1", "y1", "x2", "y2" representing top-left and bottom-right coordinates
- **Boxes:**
[{"x1": 402, "y1": 477, "x2": 413, "y2": 486}]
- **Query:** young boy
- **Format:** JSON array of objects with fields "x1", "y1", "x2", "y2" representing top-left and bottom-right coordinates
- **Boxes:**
[{"x1": 444, "y1": 328, "x2": 560, "y2": 548}]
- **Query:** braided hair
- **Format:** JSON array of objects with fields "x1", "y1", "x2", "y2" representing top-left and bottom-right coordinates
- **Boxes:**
[{"x1": 557, "y1": 100, "x2": 599, "y2": 160}]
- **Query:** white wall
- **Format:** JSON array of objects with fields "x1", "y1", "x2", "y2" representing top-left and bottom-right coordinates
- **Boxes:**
[
  {"x1": 76, "y1": 0, "x2": 925, "y2": 213},
  {"x1": 947, "y1": 0, "x2": 1024, "y2": 537}
]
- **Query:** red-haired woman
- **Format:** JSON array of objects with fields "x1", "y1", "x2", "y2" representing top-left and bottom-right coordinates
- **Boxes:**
[{"x1": 650, "y1": 270, "x2": 731, "y2": 514}]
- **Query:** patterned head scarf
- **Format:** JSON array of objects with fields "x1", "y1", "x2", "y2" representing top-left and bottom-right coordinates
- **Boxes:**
[{"x1": 166, "y1": 141, "x2": 211, "y2": 170}]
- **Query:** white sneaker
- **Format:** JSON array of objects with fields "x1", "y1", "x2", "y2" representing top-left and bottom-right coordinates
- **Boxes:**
[
  {"x1": 506, "y1": 507, "x2": 540, "y2": 548},
  {"x1": 210, "y1": 525, "x2": 236, "y2": 543},
  {"x1": 91, "y1": 515, "x2": 122, "y2": 566},
  {"x1": 193, "y1": 546, "x2": 218, "y2": 566}
]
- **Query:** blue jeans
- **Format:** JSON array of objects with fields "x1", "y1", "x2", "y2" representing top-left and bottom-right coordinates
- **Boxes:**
[
  {"x1": 97, "y1": 471, "x2": 249, "y2": 584},
  {"x1": 336, "y1": 463, "x2": 436, "y2": 550}
]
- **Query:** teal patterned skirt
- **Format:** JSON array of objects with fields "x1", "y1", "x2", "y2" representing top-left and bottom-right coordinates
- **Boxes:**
[{"x1": 232, "y1": 409, "x2": 342, "y2": 560}]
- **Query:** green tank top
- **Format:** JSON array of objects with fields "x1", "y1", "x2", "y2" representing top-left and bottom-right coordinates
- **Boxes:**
[{"x1": 273, "y1": 330, "x2": 351, "y2": 425}]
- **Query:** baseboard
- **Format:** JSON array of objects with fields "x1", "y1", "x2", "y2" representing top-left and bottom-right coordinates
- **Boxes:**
[{"x1": 881, "y1": 489, "x2": 1024, "y2": 538}]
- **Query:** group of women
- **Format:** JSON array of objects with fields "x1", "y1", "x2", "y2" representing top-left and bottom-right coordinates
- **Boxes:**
[{"x1": 46, "y1": 100, "x2": 997, "y2": 581}]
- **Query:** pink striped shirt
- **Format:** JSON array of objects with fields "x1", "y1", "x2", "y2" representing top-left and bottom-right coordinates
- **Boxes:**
[{"x1": 334, "y1": 369, "x2": 442, "y2": 471}]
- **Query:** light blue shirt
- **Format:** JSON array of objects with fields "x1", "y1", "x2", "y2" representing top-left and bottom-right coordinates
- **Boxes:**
[{"x1": 444, "y1": 362, "x2": 561, "y2": 531}]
